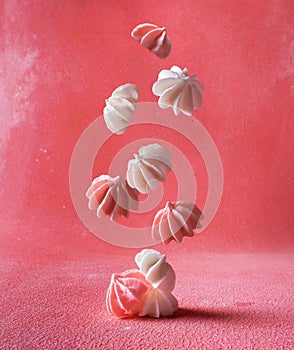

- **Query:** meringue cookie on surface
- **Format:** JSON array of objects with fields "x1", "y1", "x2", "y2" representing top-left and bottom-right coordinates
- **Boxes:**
[
  {"x1": 152, "y1": 201, "x2": 203, "y2": 245},
  {"x1": 135, "y1": 249, "x2": 176, "y2": 292},
  {"x1": 106, "y1": 269, "x2": 150, "y2": 318},
  {"x1": 103, "y1": 83, "x2": 139, "y2": 135},
  {"x1": 106, "y1": 249, "x2": 178, "y2": 318},
  {"x1": 152, "y1": 65, "x2": 204, "y2": 116},
  {"x1": 139, "y1": 287, "x2": 178, "y2": 318},
  {"x1": 131, "y1": 23, "x2": 171, "y2": 59},
  {"x1": 126, "y1": 143, "x2": 172, "y2": 194},
  {"x1": 86, "y1": 175, "x2": 138, "y2": 222}
]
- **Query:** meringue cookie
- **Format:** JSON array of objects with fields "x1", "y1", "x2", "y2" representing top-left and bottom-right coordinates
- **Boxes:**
[
  {"x1": 106, "y1": 250, "x2": 178, "y2": 319},
  {"x1": 139, "y1": 287, "x2": 178, "y2": 318},
  {"x1": 103, "y1": 83, "x2": 139, "y2": 135},
  {"x1": 152, "y1": 201, "x2": 203, "y2": 244},
  {"x1": 135, "y1": 249, "x2": 176, "y2": 291},
  {"x1": 126, "y1": 143, "x2": 172, "y2": 194},
  {"x1": 86, "y1": 175, "x2": 138, "y2": 221},
  {"x1": 131, "y1": 23, "x2": 171, "y2": 59},
  {"x1": 106, "y1": 269, "x2": 150, "y2": 318},
  {"x1": 152, "y1": 65, "x2": 204, "y2": 116}
]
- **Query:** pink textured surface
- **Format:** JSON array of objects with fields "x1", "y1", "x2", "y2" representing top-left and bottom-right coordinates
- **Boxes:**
[
  {"x1": 0, "y1": 1, "x2": 294, "y2": 349},
  {"x1": 1, "y1": 253, "x2": 294, "y2": 349}
]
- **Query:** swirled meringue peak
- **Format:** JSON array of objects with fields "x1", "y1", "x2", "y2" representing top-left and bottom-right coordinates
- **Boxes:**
[
  {"x1": 103, "y1": 83, "x2": 139, "y2": 135},
  {"x1": 152, "y1": 201, "x2": 203, "y2": 244},
  {"x1": 139, "y1": 287, "x2": 178, "y2": 318},
  {"x1": 106, "y1": 269, "x2": 150, "y2": 318},
  {"x1": 131, "y1": 23, "x2": 171, "y2": 59},
  {"x1": 126, "y1": 143, "x2": 172, "y2": 194},
  {"x1": 135, "y1": 249, "x2": 176, "y2": 291},
  {"x1": 152, "y1": 65, "x2": 204, "y2": 116},
  {"x1": 86, "y1": 175, "x2": 139, "y2": 222}
]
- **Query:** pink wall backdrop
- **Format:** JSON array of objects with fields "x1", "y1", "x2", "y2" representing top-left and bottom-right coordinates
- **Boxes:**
[{"x1": 0, "y1": 0, "x2": 293, "y2": 260}]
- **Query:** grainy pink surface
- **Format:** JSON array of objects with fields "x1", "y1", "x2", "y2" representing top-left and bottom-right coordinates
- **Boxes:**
[
  {"x1": 0, "y1": 1, "x2": 293, "y2": 349},
  {"x1": 1, "y1": 253, "x2": 294, "y2": 349}
]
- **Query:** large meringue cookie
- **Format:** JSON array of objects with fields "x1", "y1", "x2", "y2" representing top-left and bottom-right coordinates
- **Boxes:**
[
  {"x1": 126, "y1": 143, "x2": 172, "y2": 194},
  {"x1": 106, "y1": 269, "x2": 150, "y2": 318},
  {"x1": 131, "y1": 23, "x2": 171, "y2": 59},
  {"x1": 135, "y1": 249, "x2": 176, "y2": 292},
  {"x1": 152, "y1": 201, "x2": 203, "y2": 244},
  {"x1": 139, "y1": 287, "x2": 178, "y2": 318},
  {"x1": 86, "y1": 175, "x2": 138, "y2": 222},
  {"x1": 152, "y1": 65, "x2": 204, "y2": 116},
  {"x1": 103, "y1": 83, "x2": 139, "y2": 135}
]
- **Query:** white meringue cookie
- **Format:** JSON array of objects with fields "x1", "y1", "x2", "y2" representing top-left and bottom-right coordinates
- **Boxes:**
[
  {"x1": 103, "y1": 83, "x2": 139, "y2": 134},
  {"x1": 139, "y1": 288, "x2": 178, "y2": 318},
  {"x1": 135, "y1": 249, "x2": 176, "y2": 291},
  {"x1": 152, "y1": 65, "x2": 204, "y2": 116},
  {"x1": 86, "y1": 174, "x2": 138, "y2": 221},
  {"x1": 131, "y1": 23, "x2": 171, "y2": 59},
  {"x1": 126, "y1": 143, "x2": 172, "y2": 194},
  {"x1": 152, "y1": 200, "x2": 203, "y2": 244}
]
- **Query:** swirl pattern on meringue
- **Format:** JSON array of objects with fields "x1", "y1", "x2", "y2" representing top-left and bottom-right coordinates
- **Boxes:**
[
  {"x1": 135, "y1": 249, "x2": 176, "y2": 291},
  {"x1": 131, "y1": 23, "x2": 171, "y2": 59},
  {"x1": 152, "y1": 65, "x2": 204, "y2": 116},
  {"x1": 152, "y1": 201, "x2": 203, "y2": 244},
  {"x1": 139, "y1": 287, "x2": 178, "y2": 318},
  {"x1": 126, "y1": 143, "x2": 172, "y2": 194},
  {"x1": 106, "y1": 269, "x2": 150, "y2": 318},
  {"x1": 86, "y1": 175, "x2": 138, "y2": 222},
  {"x1": 103, "y1": 83, "x2": 139, "y2": 135}
]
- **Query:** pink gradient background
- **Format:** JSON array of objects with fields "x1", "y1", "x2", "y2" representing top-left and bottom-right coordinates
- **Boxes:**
[{"x1": 0, "y1": 1, "x2": 293, "y2": 349}]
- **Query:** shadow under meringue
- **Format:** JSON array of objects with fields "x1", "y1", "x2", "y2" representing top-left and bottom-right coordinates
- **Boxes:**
[
  {"x1": 174, "y1": 307, "x2": 232, "y2": 320},
  {"x1": 127, "y1": 307, "x2": 233, "y2": 321}
]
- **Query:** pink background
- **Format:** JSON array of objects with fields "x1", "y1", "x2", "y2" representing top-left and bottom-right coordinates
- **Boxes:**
[{"x1": 1, "y1": 1, "x2": 293, "y2": 349}]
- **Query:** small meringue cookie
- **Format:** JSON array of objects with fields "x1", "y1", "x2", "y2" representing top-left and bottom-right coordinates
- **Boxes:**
[
  {"x1": 126, "y1": 143, "x2": 172, "y2": 194},
  {"x1": 103, "y1": 83, "x2": 139, "y2": 135},
  {"x1": 152, "y1": 65, "x2": 204, "y2": 116},
  {"x1": 139, "y1": 287, "x2": 178, "y2": 318},
  {"x1": 106, "y1": 269, "x2": 150, "y2": 318},
  {"x1": 106, "y1": 250, "x2": 178, "y2": 319},
  {"x1": 131, "y1": 23, "x2": 171, "y2": 59},
  {"x1": 152, "y1": 201, "x2": 203, "y2": 245},
  {"x1": 135, "y1": 249, "x2": 176, "y2": 291},
  {"x1": 86, "y1": 175, "x2": 138, "y2": 222}
]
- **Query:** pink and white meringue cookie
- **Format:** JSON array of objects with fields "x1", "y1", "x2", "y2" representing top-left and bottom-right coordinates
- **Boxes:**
[
  {"x1": 106, "y1": 249, "x2": 178, "y2": 318},
  {"x1": 135, "y1": 249, "x2": 176, "y2": 292},
  {"x1": 106, "y1": 269, "x2": 150, "y2": 318},
  {"x1": 139, "y1": 287, "x2": 178, "y2": 318},
  {"x1": 131, "y1": 23, "x2": 171, "y2": 59},
  {"x1": 152, "y1": 201, "x2": 203, "y2": 245},
  {"x1": 126, "y1": 143, "x2": 172, "y2": 194},
  {"x1": 152, "y1": 65, "x2": 204, "y2": 116},
  {"x1": 103, "y1": 83, "x2": 139, "y2": 135},
  {"x1": 86, "y1": 175, "x2": 138, "y2": 222}
]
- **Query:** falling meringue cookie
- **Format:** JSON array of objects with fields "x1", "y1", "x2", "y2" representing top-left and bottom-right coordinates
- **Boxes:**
[
  {"x1": 131, "y1": 23, "x2": 171, "y2": 59},
  {"x1": 103, "y1": 83, "x2": 139, "y2": 135},
  {"x1": 86, "y1": 175, "x2": 138, "y2": 222},
  {"x1": 152, "y1": 65, "x2": 204, "y2": 116},
  {"x1": 152, "y1": 201, "x2": 203, "y2": 244},
  {"x1": 135, "y1": 249, "x2": 176, "y2": 291},
  {"x1": 106, "y1": 269, "x2": 150, "y2": 318},
  {"x1": 126, "y1": 143, "x2": 172, "y2": 194}
]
